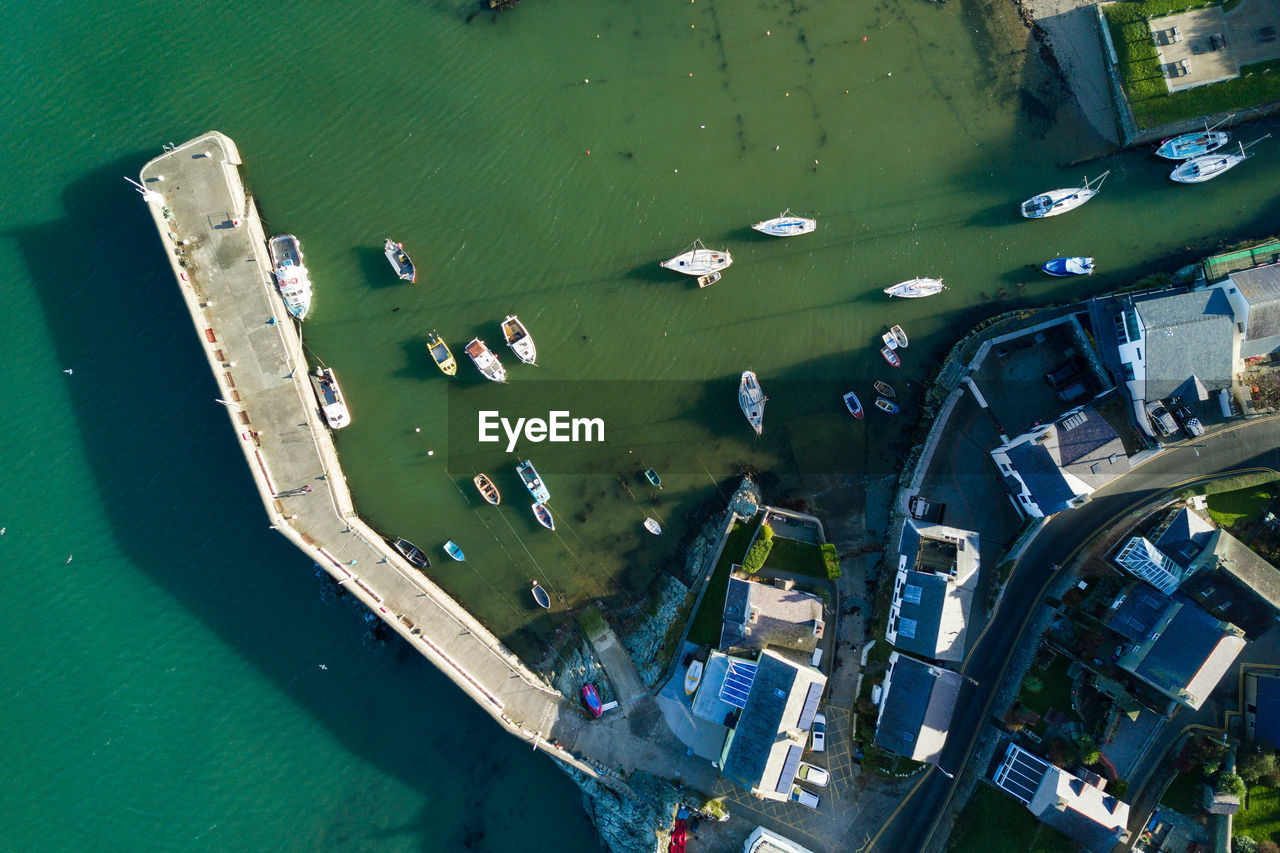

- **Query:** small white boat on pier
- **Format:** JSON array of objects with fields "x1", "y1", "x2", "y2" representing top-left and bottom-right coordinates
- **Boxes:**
[
  {"x1": 268, "y1": 234, "x2": 313, "y2": 321},
  {"x1": 684, "y1": 659, "x2": 704, "y2": 694},
  {"x1": 1020, "y1": 171, "x2": 1109, "y2": 219},
  {"x1": 465, "y1": 338, "x2": 507, "y2": 383},
  {"x1": 310, "y1": 366, "x2": 351, "y2": 429},
  {"x1": 661, "y1": 240, "x2": 732, "y2": 276},
  {"x1": 501, "y1": 315, "x2": 537, "y2": 364},
  {"x1": 739, "y1": 370, "x2": 766, "y2": 436},
  {"x1": 1170, "y1": 136, "x2": 1269, "y2": 184},
  {"x1": 884, "y1": 278, "x2": 946, "y2": 299},
  {"x1": 752, "y1": 210, "x2": 817, "y2": 237}
]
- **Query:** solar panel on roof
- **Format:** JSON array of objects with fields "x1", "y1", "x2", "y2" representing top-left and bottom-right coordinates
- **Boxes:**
[
  {"x1": 797, "y1": 682, "x2": 823, "y2": 729},
  {"x1": 904, "y1": 584, "x2": 923, "y2": 605},
  {"x1": 899, "y1": 617, "x2": 918, "y2": 639},
  {"x1": 774, "y1": 744, "x2": 803, "y2": 794},
  {"x1": 720, "y1": 659, "x2": 758, "y2": 709}
]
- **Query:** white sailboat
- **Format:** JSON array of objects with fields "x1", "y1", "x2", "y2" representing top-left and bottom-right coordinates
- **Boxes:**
[
  {"x1": 1170, "y1": 136, "x2": 1269, "y2": 184},
  {"x1": 501, "y1": 315, "x2": 537, "y2": 365},
  {"x1": 1020, "y1": 171, "x2": 1109, "y2": 219},
  {"x1": 884, "y1": 278, "x2": 946, "y2": 298},
  {"x1": 268, "y1": 234, "x2": 313, "y2": 321},
  {"x1": 660, "y1": 240, "x2": 733, "y2": 276},
  {"x1": 752, "y1": 210, "x2": 817, "y2": 237},
  {"x1": 739, "y1": 370, "x2": 765, "y2": 436},
  {"x1": 1155, "y1": 115, "x2": 1233, "y2": 160}
]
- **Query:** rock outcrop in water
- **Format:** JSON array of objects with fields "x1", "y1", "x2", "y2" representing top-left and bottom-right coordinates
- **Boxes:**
[{"x1": 571, "y1": 768, "x2": 683, "y2": 853}]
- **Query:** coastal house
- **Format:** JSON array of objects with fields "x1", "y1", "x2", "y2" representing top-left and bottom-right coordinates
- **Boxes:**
[
  {"x1": 1220, "y1": 262, "x2": 1280, "y2": 359},
  {"x1": 717, "y1": 649, "x2": 827, "y2": 801},
  {"x1": 990, "y1": 406, "x2": 1129, "y2": 518},
  {"x1": 719, "y1": 572, "x2": 824, "y2": 664},
  {"x1": 1181, "y1": 527, "x2": 1280, "y2": 636},
  {"x1": 992, "y1": 742, "x2": 1132, "y2": 853},
  {"x1": 1115, "y1": 594, "x2": 1245, "y2": 711},
  {"x1": 885, "y1": 520, "x2": 979, "y2": 662},
  {"x1": 873, "y1": 652, "x2": 963, "y2": 764},
  {"x1": 1151, "y1": 506, "x2": 1216, "y2": 568}
]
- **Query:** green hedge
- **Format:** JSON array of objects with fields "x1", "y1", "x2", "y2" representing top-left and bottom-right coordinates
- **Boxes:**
[
  {"x1": 741, "y1": 523, "x2": 774, "y2": 574},
  {"x1": 821, "y1": 543, "x2": 841, "y2": 580}
]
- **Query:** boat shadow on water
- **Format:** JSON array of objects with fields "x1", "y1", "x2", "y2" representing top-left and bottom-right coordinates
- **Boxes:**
[{"x1": 356, "y1": 244, "x2": 408, "y2": 289}]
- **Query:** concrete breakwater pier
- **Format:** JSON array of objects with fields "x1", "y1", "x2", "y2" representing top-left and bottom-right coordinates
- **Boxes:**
[{"x1": 138, "y1": 131, "x2": 600, "y2": 778}]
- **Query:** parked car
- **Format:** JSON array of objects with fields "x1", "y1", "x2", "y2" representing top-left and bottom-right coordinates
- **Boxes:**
[
  {"x1": 797, "y1": 762, "x2": 830, "y2": 787},
  {"x1": 1174, "y1": 405, "x2": 1205, "y2": 437},
  {"x1": 908, "y1": 495, "x2": 946, "y2": 523},
  {"x1": 1044, "y1": 360, "x2": 1082, "y2": 386},
  {"x1": 1146, "y1": 403, "x2": 1177, "y2": 436},
  {"x1": 789, "y1": 785, "x2": 820, "y2": 810},
  {"x1": 1056, "y1": 380, "x2": 1089, "y2": 403},
  {"x1": 810, "y1": 712, "x2": 826, "y2": 753}
]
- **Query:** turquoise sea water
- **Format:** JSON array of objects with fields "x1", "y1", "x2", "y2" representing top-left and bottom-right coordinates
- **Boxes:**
[{"x1": 2, "y1": 0, "x2": 1278, "y2": 849}]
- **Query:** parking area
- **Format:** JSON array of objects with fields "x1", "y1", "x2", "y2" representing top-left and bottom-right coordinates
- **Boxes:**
[{"x1": 1150, "y1": 7, "x2": 1238, "y2": 93}]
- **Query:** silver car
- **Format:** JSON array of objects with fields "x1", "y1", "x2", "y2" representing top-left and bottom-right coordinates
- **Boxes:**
[{"x1": 797, "y1": 762, "x2": 830, "y2": 787}]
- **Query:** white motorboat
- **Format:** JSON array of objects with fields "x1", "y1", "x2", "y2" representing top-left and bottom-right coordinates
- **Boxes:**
[
  {"x1": 1170, "y1": 136, "x2": 1269, "y2": 184},
  {"x1": 501, "y1": 315, "x2": 537, "y2": 364},
  {"x1": 1020, "y1": 171, "x2": 1109, "y2": 218},
  {"x1": 517, "y1": 459, "x2": 550, "y2": 504},
  {"x1": 310, "y1": 366, "x2": 351, "y2": 429},
  {"x1": 1041, "y1": 257, "x2": 1095, "y2": 276},
  {"x1": 889, "y1": 325, "x2": 908, "y2": 348},
  {"x1": 752, "y1": 210, "x2": 817, "y2": 237},
  {"x1": 268, "y1": 234, "x2": 313, "y2": 321},
  {"x1": 661, "y1": 240, "x2": 733, "y2": 276},
  {"x1": 644, "y1": 518, "x2": 662, "y2": 535},
  {"x1": 739, "y1": 370, "x2": 765, "y2": 436},
  {"x1": 881, "y1": 332, "x2": 898, "y2": 350},
  {"x1": 465, "y1": 338, "x2": 507, "y2": 383},
  {"x1": 383, "y1": 238, "x2": 416, "y2": 282},
  {"x1": 884, "y1": 278, "x2": 946, "y2": 298}
]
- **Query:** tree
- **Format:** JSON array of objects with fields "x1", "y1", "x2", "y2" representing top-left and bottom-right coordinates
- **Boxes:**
[
  {"x1": 1219, "y1": 772, "x2": 1246, "y2": 799},
  {"x1": 1110, "y1": 778, "x2": 1128, "y2": 798},
  {"x1": 1078, "y1": 734, "x2": 1102, "y2": 767},
  {"x1": 1238, "y1": 749, "x2": 1278, "y2": 784},
  {"x1": 1256, "y1": 841, "x2": 1279, "y2": 853},
  {"x1": 741, "y1": 524, "x2": 774, "y2": 574},
  {"x1": 1234, "y1": 836, "x2": 1258, "y2": 853},
  {"x1": 820, "y1": 543, "x2": 840, "y2": 580},
  {"x1": 1023, "y1": 674, "x2": 1044, "y2": 694}
]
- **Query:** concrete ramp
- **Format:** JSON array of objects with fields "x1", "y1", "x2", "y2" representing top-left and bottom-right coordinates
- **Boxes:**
[{"x1": 580, "y1": 605, "x2": 647, "y2": 705}]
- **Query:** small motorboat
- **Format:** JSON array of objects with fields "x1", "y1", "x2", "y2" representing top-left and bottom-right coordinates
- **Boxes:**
[
  {"x1": 310, "y1": 366, "x2": 352, "y2": 429},
  {"x1": 1170, "y1": 137, "x2": 1268, "y2": 184},
  {"x1": 531, "y1": 580, "x2": 551, "y2": 609},
  {"x1": 874, "y1": 380, "x2": 896, "y2": 398},
  {"x1": 516, "y1": 459, "x2": 551, "y2": 504},
  {"x1": 739, "y1": 370, "x2": 766, "y2": 436},
  {"x1": 426, "y1": 332, "x2": 457, "y2": 376},
  {"x1": 751, "y1": 210, "x2": 817, "y2": 237},
  {"x1": 1155, "y1": 118, "x2": 1232, "y2": 160},
  {"x1": 1041, "y1": 257, "x2": 1095, "y2": 277},
  {"x1": 644, "y1": 518, "x2": 662, "y2": 535},
  {"x1": 501, "y1": 315, "x2": 537, "y2": 365},
  {"x1": 880, "y1": 346, "x2": 901, "y2": 368},
  {"x1": 843, "y1": 391, "x2": 864, "y2": 420},
  {"x1": 645, "y1": 467, "x2": 662, "y2": 488},
  {"x1": 684, "y1": 660, "x2": 704, "y2": 695},
  {"x1": 268, "y1": 234, "x2": 313, "y2": 321},
  {"x1": 392, "y1": 537, "x2": 430, "y2": 569},
  {"x1": 889, "y1": 325, "x2": 908, "y2": 348},
  {"x1": 661, "y1": 240, "x2": 733, "y2": 276},
  {"x1": 884, "y1": 278, "x2": 947, "y2": 298},
  {"x1": 473, "y1": 474, "x2": 501, "y2": 505},
  {"x1": 582, "y1": 683, "x2": 604, "y2": 717},
  {"x1": 384, "y1": 238, "x2": 416, "y2": 282},
  {"x1": 532, "y1": 502, "x2": 555, "y2": 531},
  {"x1": 443, "y1": 540, "x2": 465, "y2": 561},
  {"x1": 875, "y1": 397, "x2": 900, "y2": 414},
  {"x1": 881, "y1": 331, "x2": 898, "y2": 350},
  {"x1": 1020, "y1": 171, "x2": 1109, "y2": 218},
  {"x1": 465, "y1": 338, "x2": 507, "y2": 383},
  {"x1": 697, "y1": 271, "x2": 721, "y2": 288}
]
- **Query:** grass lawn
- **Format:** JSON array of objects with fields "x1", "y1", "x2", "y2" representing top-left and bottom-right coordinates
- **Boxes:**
[
  {"x1": 1237, "y1": 783, "x2": 1280, "y2": 844},
  {"x1": 1018, "y1": 656, "x2": 1079, "y2": 721},
  {"x1": 1160, "y1": 770, "x2": 1203, "y2": 813},
  {"x1": 1206, "y1": 483, "x2": 1279, "y2": 529},
  {"x1": 949, "y1": 786, "x2": 1077, "y2": 853},
  {"x1": 685, "y1": 522, "x2": 757, "y2": 647},
  {"x1": 765, "y1": 537, "x2": 827, "y2": 579}
]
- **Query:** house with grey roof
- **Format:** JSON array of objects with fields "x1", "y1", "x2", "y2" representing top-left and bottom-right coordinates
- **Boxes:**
[
  {"x1": 719, "y1": 573, "x2": 824, "y2": 663},
  {"x1": 990, "y1": 406, "x2": 1129, "y2": 518},
  {"x1": 885, "y1": 520, "x2": 979, "y2": 662},
  {"x1": 993, "y1": 742, "x2": 1131, "y2": 853},
  {"x1": 873, "y1": 652, "x2": 963, "y2": 764},
  {"x1": 718, "y1": 649, "x2": 827, "y2": 801},
  {"x1": 1152, "y1": 506, "x2": 1215, "y2": 567},
  {"x1": 1116, "y1": 595, "x2": 1245, "y2": 711},
  {"x1": 1180, "y1": 528, "x2": 1280, "y2": 636},
  {"x1": 1221, "y1": 262, "x2": 1280, "y2": 359},
  {"x1": 1106, "y1": 583, "x2": 1172, "y2": 642}
]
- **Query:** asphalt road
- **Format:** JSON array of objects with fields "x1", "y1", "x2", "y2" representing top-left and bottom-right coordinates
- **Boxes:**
[{"x1": 860, "y1": 417, "x2": 1280, "y2": 853}]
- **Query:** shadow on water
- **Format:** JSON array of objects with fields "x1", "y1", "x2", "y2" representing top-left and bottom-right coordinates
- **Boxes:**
[
  {"x1": 11, "y1": 157, "x2": 595, "y2": 851},
  {"x1": 358, "y1": 244, "x2": 406, "y2": 289}
]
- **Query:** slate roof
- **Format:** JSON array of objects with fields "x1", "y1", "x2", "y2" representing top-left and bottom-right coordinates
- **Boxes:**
[
  {"x1": 1155, "y1": 507, "x2": 1215, "y2": 567},
  {"x1": 1005, "y1": 442, "x2": 1079, "y2": 515},
  {"x1": 1119, "y1": 595, "x2": 1246, "y2": 709},
  {"x1": 1135, "y1": 288, "x2": 1235, "y2": 401},
  {"x1": 1231, "y1": 263, "x2": 1280, "y2": 352},
  {"x1": 1189, "y1": 529, "x2": 1280, "y2": 611},
  {"x1": 1107, "y1": 583, "x2": 1172, "y2": 642},
  {"x1": 1029, "y1": 769, "x2": 1130, "y2": 853},
  {"x1": 719, "y1": 575, "x2": 823, "y2": 656},
  {"x1": 997, "y1": 408, "x2": 1127, "y2": 516},
  {"x1": 888, "y1": 572, "x2": 947, "y2": 658},
  {"x1": 873, "y1": 653, "x2": 963, "y2": 763}
]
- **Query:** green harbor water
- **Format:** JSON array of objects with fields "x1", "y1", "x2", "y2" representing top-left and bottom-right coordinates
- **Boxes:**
[{"x1": 2, "y1": 0, "x2": 1278, "y2": 849}]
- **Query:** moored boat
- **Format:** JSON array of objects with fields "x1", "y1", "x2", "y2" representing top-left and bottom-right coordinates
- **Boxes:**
[
  {"x1": 884, "y1": 277, "x2": 947, "y2": 298},
  {"x1": 661, "y1": 240, "x2": 733, "y2": 276},
  {"x1": 268, "y1": 234, "x2": 313, "y2": 321},
  {"x1": 1041, "y1": 257, "x2": 1095, "y2": 277},
  {"x1": 473, "y1": 474, "x2": 501, "y2": 505},
  {"x1": 1020, "y1": 171, "x2": 1109, "y2": 218},
  {"x1": 516, "y1": 459, "x2": 550, "y2": 504},
  {"x1": 739, "y1": 370, "x2": 766, "y2": 436},
  {"x1": 583, "y1": 683, "x2": 604, "y2": 717},
  {"x1": 1170, "y1": 137, "x2": 1268, "y2": 183},
  {"x1": 645, "y1": 467, "x2": 662, "y2": 488},
  {"x1": 880, "y1": 346, "x2": 901, "y2": 368},
  {"x1": 532, "y1": 502, "x2": 555, "y2": 531},
  {"x1": 310, "y1": 366, "x2": 352, "y2": 429},
  {"x1": 465, "y1": 337, "x2": 507, "y2": 383},
  {"x1": 684, "y1": 660, "x2": 704, "y2": 695},
  {"x1": 875, "y1": 397, "x2": 900, "y2": 414},
  {"x1": 752, "y1": 210, "x2": 817, "y2": 237},
  {"x1": 697, "y1": 272, "x2": 721, "y2": 288},
  {"x1": 392, "y1": 537, "x2": 431, "y2": 569},
  {"x1": 890, "y1": 325, "x2": 909, "y2": 348},
  {"x1": 1155, "y1": 118, "x2": 1232, "y2": 160},
  {"x1": 873, "y1": 380, "x2": 896, "y2": 398},
  {"x1": 881, "y1": 332, "x2": 898, "y2": 350},
  {"x1": 383, "y1": 238, "x2": 416, "y2": 282},
  {"x1": 531, "y1": 580, "x2": 551, "y2": 609},
  {"x1": 501, "y1": 315, "x2": 537, "y2": 364},
  {"x1": 426, "y1": 331, "x2": 457, "y2": 375},
  {"x1": 443, "y1": 540, "x2": 465, "y2": 561},
  {"x1": 843, "y1": 391, "x2": 864, "y2": 420},
  {"x1": 644, "y1": 518, "x2": 663, "y2": 535}
]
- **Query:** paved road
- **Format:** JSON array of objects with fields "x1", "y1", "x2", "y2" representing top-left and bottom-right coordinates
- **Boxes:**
[{"x1": 862, "y1": 417, "x2": 1280, "y2": 853}]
